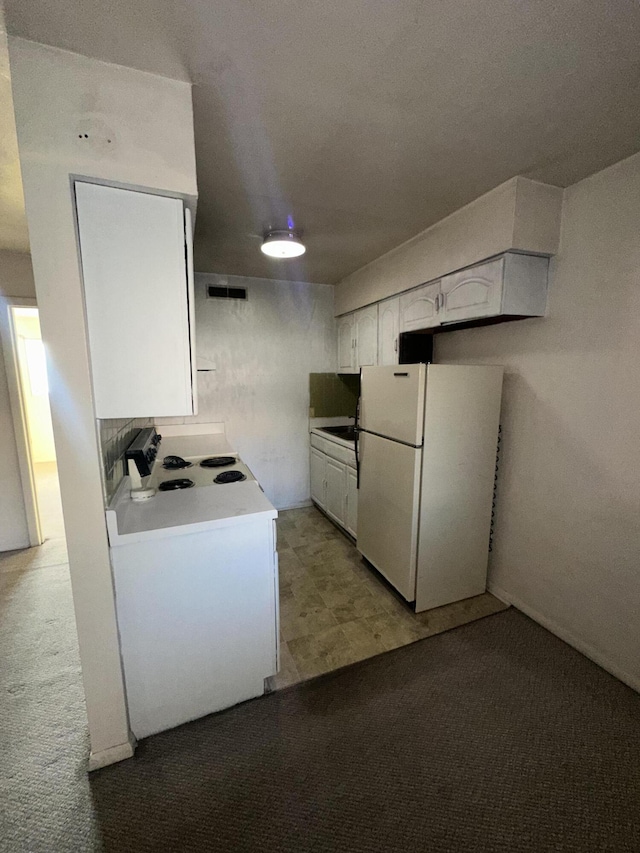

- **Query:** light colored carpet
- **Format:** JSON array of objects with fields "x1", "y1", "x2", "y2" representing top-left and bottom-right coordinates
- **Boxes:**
[{"x1": 1, "y1": 545, "x2": 639, "y2": 852}]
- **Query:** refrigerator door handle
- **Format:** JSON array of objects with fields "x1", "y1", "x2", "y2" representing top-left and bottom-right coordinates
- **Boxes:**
[{"x1": 355, "y1": 388, "x2": 361, "y2": 489}]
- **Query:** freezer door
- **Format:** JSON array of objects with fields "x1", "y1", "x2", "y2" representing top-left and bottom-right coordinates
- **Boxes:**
[
  {"x1": 357, "y1": 431, "x2": 422, "y2": 601},
  {"x1": 360, "y1": 364, "x2": 426, "y2": 446}
]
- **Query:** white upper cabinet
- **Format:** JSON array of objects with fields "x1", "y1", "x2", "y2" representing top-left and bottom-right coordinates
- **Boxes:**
[
  {"x1": 400, "y1": 281, "x2": 441, "y2": 332},
  {"x1": 75, "y1": 182, "x2": 196, "y2": 419},
  {"x1": 337, "y1": 314, "x2": 356, "y2": 373},
  {"x1": 439, "y1": 253, "x2": 549, "y2": 325},
  {"x1": 377, "y1": 296, "x2": 400, "y2": 366},
  {"x1": 337, "y1": 252, "x2": 549, "y2": 354},
  {"x1": 439, "y1": 257, "x2": 504, "y2": 323},
  {"x1": 354, "y1": 305, "x2": 378, "y2": 368},
  {"x1": 337, "y1": 306, "x2": 378, "y2": 373}
]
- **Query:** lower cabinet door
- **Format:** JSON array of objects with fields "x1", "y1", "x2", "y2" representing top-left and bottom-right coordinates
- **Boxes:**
[
  {"x1": 345, "y1": 466, "x2": 358, "y2": 538},
  {"x1": 310, "y1": 447, "x2": 326, "y2": 509},
  {"x1": 325, "y1": 457, "x2": 346, "y2": 526}
]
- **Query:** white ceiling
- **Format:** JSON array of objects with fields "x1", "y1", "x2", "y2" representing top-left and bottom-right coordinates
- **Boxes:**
[{"x1": 3, "y1": 0, "x2": 640, "y2": 281}]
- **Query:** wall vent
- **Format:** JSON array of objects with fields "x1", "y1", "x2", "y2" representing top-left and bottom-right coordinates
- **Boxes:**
[{"x1": 207, "y1": 285, "x2": 247, "y2": 300}]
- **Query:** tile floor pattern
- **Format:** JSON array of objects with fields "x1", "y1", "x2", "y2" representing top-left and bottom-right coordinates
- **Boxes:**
[{"x1": 273, "y1": 506, "x2": 508, "y2": 688}]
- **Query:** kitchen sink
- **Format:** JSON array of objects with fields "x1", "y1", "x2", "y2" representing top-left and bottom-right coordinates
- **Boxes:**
[{"x1": 319, "y1": 425, "x2": 357, "y2": 441}]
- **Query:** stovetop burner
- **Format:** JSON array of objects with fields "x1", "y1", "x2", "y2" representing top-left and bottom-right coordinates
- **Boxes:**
[
  {"x1": 162, "y1": 455, "x2": 192, "y2": 470},
  {"x1": 214, "y1": 470, "x2": 246, "y2": 484},
  {"x1": 158, "y1": 478, "x2": 195, "y2": 491},
  {"x1": 200, "y1": 456, "x2": 237, "y2": 468}
]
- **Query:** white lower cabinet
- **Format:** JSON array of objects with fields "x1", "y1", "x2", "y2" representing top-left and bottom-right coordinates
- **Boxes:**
[
  {"x1": 345, "y1": 466, "x2": 358, "y2": 538},
  {"x1": 309, "y1": 432, "x2": 357, "y2": 538},
  {"x1": 325, "y1": 457, "x2": 347, "y2": 525},
  {"x1": 310, "y1": 447, "x2": 327, "y2": 509}
]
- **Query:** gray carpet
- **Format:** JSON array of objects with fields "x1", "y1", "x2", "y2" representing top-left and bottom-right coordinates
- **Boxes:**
[{"x1": 2, "y1": 562, "x2": 640, "y2": 852}]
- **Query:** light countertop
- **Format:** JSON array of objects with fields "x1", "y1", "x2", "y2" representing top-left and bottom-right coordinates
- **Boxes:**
[
  {"x1": 106, "y1": 431, "x2": 277, "y2": 545},
  {"x1": 310, "y1": 426, "x2": 356, "y2": 450}
]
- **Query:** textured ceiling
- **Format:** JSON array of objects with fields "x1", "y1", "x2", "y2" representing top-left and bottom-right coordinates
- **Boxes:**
[{"x1": 3, "y1": 0, "x2": 640, "y2": 281}]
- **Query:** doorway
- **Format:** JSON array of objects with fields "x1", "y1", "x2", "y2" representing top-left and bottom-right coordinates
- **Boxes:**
[{"x1": 3, "y1": 303, "x2": 65, "y2": 545}]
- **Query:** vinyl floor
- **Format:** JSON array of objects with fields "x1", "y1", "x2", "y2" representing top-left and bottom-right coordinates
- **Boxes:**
[{"x1": 274, "y1": 506, "x2": 507, "y2": 688}]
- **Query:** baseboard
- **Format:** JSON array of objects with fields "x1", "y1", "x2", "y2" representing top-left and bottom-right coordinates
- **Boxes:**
[
  {"x1": 277, "y1": 499, "x2": 313, "y2": 511},
  {"x1": 88, "y1": 734, "x2": 137, "y2": 771},
  {"x1": 489, "y1": 582, "x2": 640, "y2": 695}
]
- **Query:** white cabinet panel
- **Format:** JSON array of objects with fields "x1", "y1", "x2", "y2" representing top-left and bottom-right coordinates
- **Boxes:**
[
  {"x1": 310, "y1": 447, "x2": 326, "y2": 509},
  {"x1": 325, "y1": 457, "x2": 346, "y2": 526},
  {"x1": 355, "y1": 305, "x2": 378, "y2": 368},
  {"x1": 377, "y1": 297, "x2": 400, "y2": 366},
  {"x1": 75, "y1": 182, "x2": 194, "y2": 418},
  {"x1": 440, "y1": 257, "x2": 504, "y2": 323},
  {"x1": 310, "y1": 433, "x2": 357, "y2": 538},
  {"x1": 337, "y1": 314, "x2": 355, "y2": 373},
  {"x1": 112, "y1": 518, "x2": 276, "y2": 739},
  {"x1": 345, "y1": 466, "x2": 358, "y2": 538},
  {"x1": 400, "y1": 281, "x2": 441, "y2": 332}
]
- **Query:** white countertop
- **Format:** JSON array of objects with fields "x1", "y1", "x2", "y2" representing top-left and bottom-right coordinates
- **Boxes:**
[
  {"x1": 106, "y1": 431, "x2": 277, "y2": 545},
  {"x1": 310, "y1": 426, "x2": 356, "y2": 450}
]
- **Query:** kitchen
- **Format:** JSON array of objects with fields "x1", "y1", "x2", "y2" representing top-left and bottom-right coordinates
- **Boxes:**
[{"x1": 1, "y1": 4, "x2": 640, "y2": 849}]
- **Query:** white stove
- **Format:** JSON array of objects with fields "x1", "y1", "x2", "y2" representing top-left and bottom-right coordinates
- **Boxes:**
[
  {"x1": 124, "y1": 428, "x2": 256, "y2": 498},
  {"x1": 149, "y1": 453, "x2": 256, "y2": 491},
  {"x1": 108, "y1": 424, "x2": 279, "y2": 743}
]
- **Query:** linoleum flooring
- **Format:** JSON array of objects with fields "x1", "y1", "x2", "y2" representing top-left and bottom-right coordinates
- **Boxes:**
[{"x1": 274, "y1": 506, "x2": 508, "y2": 688}]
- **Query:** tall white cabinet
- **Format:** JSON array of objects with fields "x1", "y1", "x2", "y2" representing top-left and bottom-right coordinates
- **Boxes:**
[{"x1": 75, "y1": 181, "x2": 197, "y2": 419}]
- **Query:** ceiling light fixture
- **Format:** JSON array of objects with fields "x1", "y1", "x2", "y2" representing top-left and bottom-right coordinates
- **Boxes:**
[{"x1": 261, "y1": 229, "x2": 306, "y2": 258}]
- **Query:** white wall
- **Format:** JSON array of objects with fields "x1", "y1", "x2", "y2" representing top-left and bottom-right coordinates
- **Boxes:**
[
  {"x1": 160, "y1": 272, "x2": 337, "y2": 509},
  {"x1": 436, "y1": 150, "x2": 640, "y2": 691},
  {"x1": 0, "y1": 250, "x2": 35, "y2": 551},
  {"x1": 335, "y1": 177, "x2": 562, "y2": 315},
  {"x1": 9, "y1": 37, "x2": 197, "y2": 767}
]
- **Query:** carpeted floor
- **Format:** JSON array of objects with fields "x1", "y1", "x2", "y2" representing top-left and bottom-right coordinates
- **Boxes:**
[{"x1": 1, "y1": 560, "x2": 640, "y2": 853}]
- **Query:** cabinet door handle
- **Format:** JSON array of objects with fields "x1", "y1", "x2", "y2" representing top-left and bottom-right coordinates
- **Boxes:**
[{"x1": 394, "y1": 338, "x2": 398, "y2": 352}]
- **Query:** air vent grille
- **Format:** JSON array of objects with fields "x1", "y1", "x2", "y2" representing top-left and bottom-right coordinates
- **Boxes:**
[{"x1": 207, "y1": 285, "x2": 247, "y2": 300}]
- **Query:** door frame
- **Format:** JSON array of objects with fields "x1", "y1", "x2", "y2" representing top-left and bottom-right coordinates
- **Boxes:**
[{"x1": 0, "y1": 296, "x2": 44, "y2": 546}]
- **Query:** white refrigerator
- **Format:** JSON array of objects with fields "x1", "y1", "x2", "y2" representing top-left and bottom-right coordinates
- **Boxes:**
[{"x1": 356, "y1": 363, "x2": 503, "y2": 612}]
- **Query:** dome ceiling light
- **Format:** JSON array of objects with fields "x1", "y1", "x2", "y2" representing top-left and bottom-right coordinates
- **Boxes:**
[{"x1": 261, "y1": 229, "x2": 306, "y2": 258}]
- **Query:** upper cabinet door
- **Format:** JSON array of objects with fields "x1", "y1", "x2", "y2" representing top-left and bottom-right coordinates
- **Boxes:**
[
  {"x1": 355, "y1": 305, "x2": 378, "y2": 368},
  {"x1": 440, "y1": 258, "x2": 504, "y2": 324},
  {"x1": 337, "y1": 314, "x2": 356, "y2": 373},
  {"x1": 378, "y1": 297, "x2": 400, "y2": 366},
  {"x1": 75, "y1": 182, "x2": 194, "y2": 419},
  {"x1": 400, "y1": 281, "x2": 441, "y2": 332}
]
